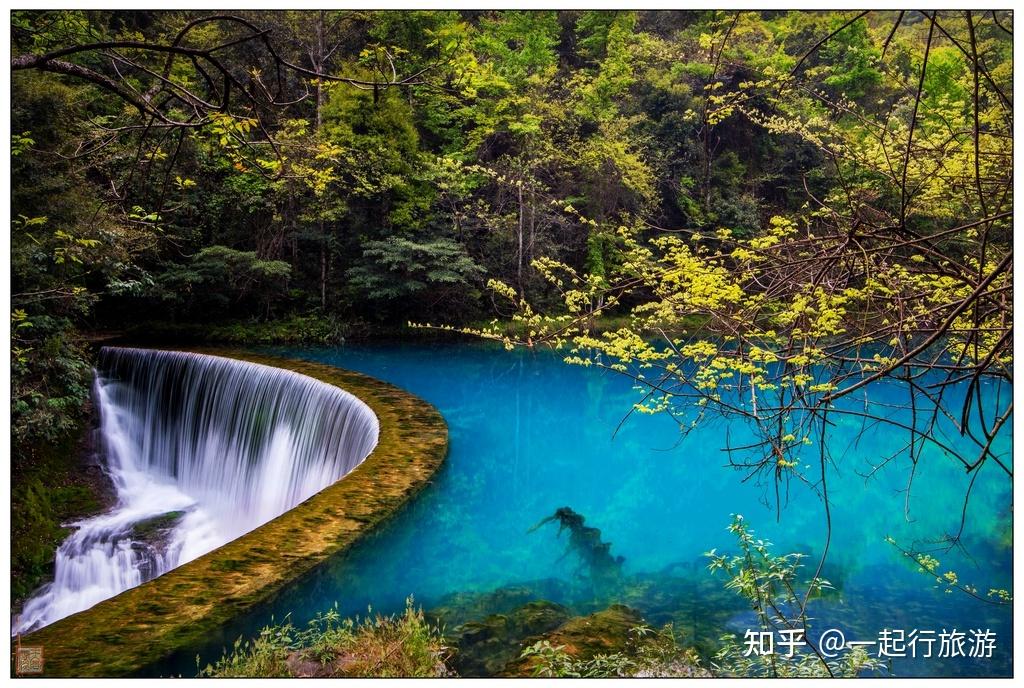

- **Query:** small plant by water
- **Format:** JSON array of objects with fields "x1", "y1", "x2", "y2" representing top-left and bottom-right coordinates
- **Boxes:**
[
  {"x1": 706, "y1": 515, "x2": 884, "y2": 678},
  {"x1": 520, "y1": 625, "x2": 707, "y2": 678}
]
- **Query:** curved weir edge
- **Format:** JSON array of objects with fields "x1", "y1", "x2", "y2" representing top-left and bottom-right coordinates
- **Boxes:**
[{"x1": 21, "y1": 348, "x2": 449, "y2": 677}]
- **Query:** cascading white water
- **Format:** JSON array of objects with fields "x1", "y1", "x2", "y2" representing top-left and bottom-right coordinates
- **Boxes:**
[{"x1": 14, "y1": 347, "x2": 380, "y2": 634}]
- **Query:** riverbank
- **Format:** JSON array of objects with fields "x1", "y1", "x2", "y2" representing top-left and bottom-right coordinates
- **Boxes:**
[
  {"x1": 11, "y1": 401, "x2": 116, "y2": 610},
  {"x1": 112, "y1": 311, "x2": 712, "y2": 350},
  {"x1": 20, "y1": 350, "x2": 448, "y2": 677},
  {"x1": 201, "y1": 596, "x2": 710, "y2": 678}
]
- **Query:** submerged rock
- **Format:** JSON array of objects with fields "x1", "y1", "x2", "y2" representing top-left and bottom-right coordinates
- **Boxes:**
[
  {"x1": 502, "y1": 604, "x2": 645, "y2": 676},
  {"x1": 506, "y1": 604, "x2": 711, "y2": 678},
  {"x1": 450, "y1": 600, "x2": 572, "y2": 677},
  {"x1": 445, "y1": 598, "x2": 709, "y2": 678},
  {"x1": 427, "y1": 579, "x2": 572, "y2": 631}
]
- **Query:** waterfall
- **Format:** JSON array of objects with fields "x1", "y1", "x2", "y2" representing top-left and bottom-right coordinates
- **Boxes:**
[{"x1": 14, "y1": 348, "x2": 380, "y2": 634}]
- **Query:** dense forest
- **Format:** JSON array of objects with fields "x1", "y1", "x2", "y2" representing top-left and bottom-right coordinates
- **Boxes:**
[{"x1": 10, "y1": 9, "x2": 1013, "y2": 654}]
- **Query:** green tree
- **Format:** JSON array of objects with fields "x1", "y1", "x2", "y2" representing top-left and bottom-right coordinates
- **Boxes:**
[
  {"x1": 346, "y1": 237, "x2": 484, "y2": 319},
  {"x1": 154, "y1": 246, "x2": 291, "y2": 320}
]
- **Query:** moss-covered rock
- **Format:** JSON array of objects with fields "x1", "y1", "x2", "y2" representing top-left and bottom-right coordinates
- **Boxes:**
[
  {"x1": 502, "y1": 603, "x2": 711, "y2": 678},
  {"x1": 450, "y1": 601, "x2": 572, "y2": 677},
  {"x1": 503, "y1": 604, "x2": 644, "y2": 675},
  {"x1": 129, "y1": 511, "x2": 185, "y2": 542}
]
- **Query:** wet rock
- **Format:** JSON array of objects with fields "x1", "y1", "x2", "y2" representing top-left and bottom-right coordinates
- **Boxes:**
[
  {"x1": 129, "y1": 511, "x2": 186, "y2": 581},
  {"x1": 130, "y1": 511, "x2": 186, "y2": 542},
  {"x1": 81, "y1": 399, "x2": 118, "y2": 512}
]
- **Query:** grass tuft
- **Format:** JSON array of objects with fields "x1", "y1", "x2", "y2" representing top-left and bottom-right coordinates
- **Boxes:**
[{"x1": 200, "y1": 598, "x2": 451, "y2": 678}]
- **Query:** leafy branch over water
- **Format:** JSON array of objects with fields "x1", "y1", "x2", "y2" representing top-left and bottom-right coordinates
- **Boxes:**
[{"x1": 884, "y1": 535, "x2": 1012, "y2": 606}]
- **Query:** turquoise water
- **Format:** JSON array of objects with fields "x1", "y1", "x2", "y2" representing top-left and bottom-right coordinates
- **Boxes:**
[{"x1": 161, "y1": 341, "x2": 1011, "y2": 677}]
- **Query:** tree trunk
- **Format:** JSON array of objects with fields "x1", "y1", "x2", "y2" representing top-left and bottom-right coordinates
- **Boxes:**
[
  {"x1": 320, "y1": 230, "x2": 327, "y2": 310},
  {"x1": 528, "y1": 189, "x2": 536, "y2": 262},
  {"x1": 517, "y1": 183, "x2": 524, "y2": 294}
]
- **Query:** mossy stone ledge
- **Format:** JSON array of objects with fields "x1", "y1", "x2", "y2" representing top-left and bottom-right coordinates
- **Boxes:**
[{"x1": 21, "y1": 348, "x2": 449, "y2": 677}]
